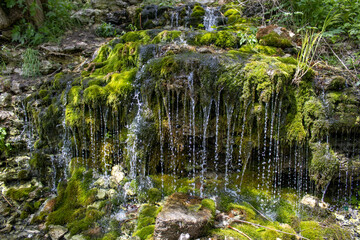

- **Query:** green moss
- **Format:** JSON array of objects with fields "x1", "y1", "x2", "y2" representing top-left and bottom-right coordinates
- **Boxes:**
[
  {"x1": 83, "y1": 85, "x2": 107, "y2": 105},
  {"x1": 65, "y1": 106, "x2": 83, "y2": 128},
  {"x1": 239, "y1": 44, "x2": 278, "y2": 55},
  {"x1": 6, "y1": 186, "x2": 37, "y2": 201},
  {"x1": 39, "y1": 89, "x2": 49, "y2": 99},
  {"x1": 100, "y1": 231, "x2": 119, "y2": 240},
  {"x1": 148, "y1": 188, "x2": 162, "y2": 204},
  {"x1": 324, "y1": 224, "x2": 351, "y2": 239},
  {"x1": 120, "y1": 30, "x2": 151, "y2": 44},
  {"x1": 67, "y1": 209, "x2": 104, "y2": 235},
  {"x1": 47, "y1": 168, "x2": 96, "y2": 227},
  {"x1": 92, "y1": 42, "x2": 140, "y2": 75},
  {"x1": 152, "y1": 30, "x2": 182, "y2": 44},
  {"x1": 34, "y1": 201, "x2": 42, "y2": 209},
  {"x1": 137, "y1": 204, "x2": 162, "y2": 228},
  {"x1": 191, "y1": 5, "x2": 205, "y2": 17},
  {"x1": 286, "y1": 112, "x2": 307, "y2": 143},
  {"x1": 275, "y1": 200, "x2": 296, "y2": 224},
  {"x1": 17, "y1": 170, "x2": 30, "y2": 180},
  {"x1": 234, "y1": 224, "x2": 262, "y2": 239},
  {"x1": 224, "y1": 9, "x2": 240, "y2": 17},
  {"x1": 105, "y1": 69, "x2": 136, "y2": 106},
  {"x1": 327, "y1": 76, "x2": 346, "y2": 90},
  {"x1": 133, "y1": 225, "x2": 155, "y2": 240},
  {"x1": 310, "y1": 142, "x2": 339, "y2": 191},
  {"x1": 215, "y1": 31, "x2": 238, "y2": 48},
  {"x1": 201, "y1": 199, "x2": 216, "y2": 217},
  {"x1": 299, "y1": 221, "x2": 324, "y2": 240},
  {"x1": 53, "y1": 72, "x2": 65, "y2": 89},
  {"x1": 227, "y1": 203, "x2": 256, "y2": 220},
  {"x1": 193, "y1": 31, "x2": 238, "y2": 48},
  {"x1": 259, "y1": 32, "x2": 292, "y2": 48},
  {"x1": 303, "y1": 97, "x2": 326, "y2": 141},
  {"x1": 210, "y1": 228, "x2": 247, "y2": 239},
  {"x1": 67, "y1": 86, "x2": 82, "y2": 106}
]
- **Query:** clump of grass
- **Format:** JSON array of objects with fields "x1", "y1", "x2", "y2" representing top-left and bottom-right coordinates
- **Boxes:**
[{"x1": 22, "y1": 48, "x2": 40, "y2": 77}]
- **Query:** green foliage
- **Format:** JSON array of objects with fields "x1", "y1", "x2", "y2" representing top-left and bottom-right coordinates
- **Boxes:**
[
  {"x1": 299, "y1": 221, "x2": 324, "y2": 240},
  {"x1": 141, "y1": 0, "x2": 180, "y2": 7},
  {"x1": 0, "y1": 127, "x2": 11, "y2": 155},
  {"x1": 96, "y1": 22, "x2": 118, "y2": 38},
  {"x1": 272, "y1": 0, "x2": 360, "y2": 42},
  {"x1": 21, "y1": 48, "x2": 40, "y2": 77},
  {"x1": 8, "y1": 0, "x2": 75, "y2": 45}
]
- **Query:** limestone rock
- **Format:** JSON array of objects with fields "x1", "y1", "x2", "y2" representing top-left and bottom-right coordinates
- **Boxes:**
[
  {"x1": 70, "y1": 234, "x2": 87, "y2": 240},
  {"x1": 256, "y1": 25, "x2": 294, "y2": 48},
  {"x1": 111, "y1": 165, "x2": 125, "y2": 186},
  {"x1": 71, "y1": 9, "x2": 104, "y2": 25},
  {"x1": 96, "y1": 188, "x2": 107, "y2": 200},
  {"x1": 154, "y1": 193, "x2": 213, "y2": 240},
  {"x1": 48, "y1": 225, "x2": 68, "y2": 240},
  {"x1": 300, "y1": 194, "x2": 329, "y2": 216}
]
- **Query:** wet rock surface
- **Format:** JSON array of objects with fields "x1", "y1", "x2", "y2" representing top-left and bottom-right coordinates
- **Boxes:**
[{"x1": 154, "y1": 193, "x2": 213, "y2": 240}]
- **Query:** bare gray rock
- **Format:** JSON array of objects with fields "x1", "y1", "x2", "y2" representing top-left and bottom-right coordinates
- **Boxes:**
[
  {"x1": 154, "y1": 193, "x2": 213, "y2": 240},
  {"x1": 48, "y1": 225, "x2": 68, "y2": 240}
]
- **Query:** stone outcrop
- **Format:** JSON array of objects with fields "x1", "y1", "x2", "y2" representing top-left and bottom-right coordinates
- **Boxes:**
[{"x1": 154, "y1": 193, "x2": 213, "y2": 240}]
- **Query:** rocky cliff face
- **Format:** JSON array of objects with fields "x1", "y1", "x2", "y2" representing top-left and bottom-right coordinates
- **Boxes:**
[{"x1": 1, "y1": 1, "x2": 360, "y2": 239}]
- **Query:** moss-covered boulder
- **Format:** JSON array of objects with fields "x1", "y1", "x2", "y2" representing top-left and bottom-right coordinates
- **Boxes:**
[{"x1": 256, "y1": 25, "x2": 294, "y2": 48}]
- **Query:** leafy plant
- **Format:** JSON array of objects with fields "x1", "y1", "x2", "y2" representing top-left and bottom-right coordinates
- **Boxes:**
[
  {"x1": 141, "y1": 0, "x2": 180, "y2": 7},
  {"x1": 95, "y1": 22, "x2": 117, "y2": 38},
  {"x1": 6, "y1": 0, "x2": 76, "y2": 45},
  {"x1": 22, "y1": 48, "x2": 40, "y2": 77},
  {"x1": 0, "y1": 127, "x2": 11, "y2": 156},
  {"x1": 238, "y1": 27, "x2": 258, "y2": 46},
  {"x1": 292, "y1": 12, "x2": 339, "y2": 84},
  {"x1": 127, "y1": 24, "x2": 138, "y2": 31}
]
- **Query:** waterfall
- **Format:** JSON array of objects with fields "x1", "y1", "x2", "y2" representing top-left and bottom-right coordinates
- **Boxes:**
[
  {"x1": 204, "y1": 7, "x2": 217, "y2": 31},
  {"x1": 127, "y1": 90, "x2": 143, "y2": 179}
]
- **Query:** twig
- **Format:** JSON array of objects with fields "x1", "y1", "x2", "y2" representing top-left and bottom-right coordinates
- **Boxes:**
[
  {"x1": 1, "y1": 193, "x2": 13, "y2": 207},
  {"x1": 323, "y1": 39, "x2": 358, "y2": 83},
  {"x1": 232, "y1": 219, "x2": 310, "y2": 240},
  {"x1": 243, "y1": 201, "x2": 272, "y2": 222},
  {"x1": 228, "y1": 226, "x2": 253, "y2": 240}
]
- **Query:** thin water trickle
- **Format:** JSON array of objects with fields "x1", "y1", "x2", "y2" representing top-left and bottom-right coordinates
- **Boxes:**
[
  {"x1": 200, "y1": 101, "x2": 212, "y2": 197},
  {"x1": 237, "y1": 102, "x2": 251, "y2": 179},
  {"x1": 187, "y1": 72, "x2": 197, "y2": 194},
  {"x1": 224, "y1": 103, "x2": 234, "y2": 190},
  {"x1": 261, "y1": 102, "x2": 269, "y2": 190},
  {"x1": 158, "y1": 98, "x2": 164, "y2": 192},
  {"x1": 214, "y1": 90, "x2": 221, "y2": 192}
]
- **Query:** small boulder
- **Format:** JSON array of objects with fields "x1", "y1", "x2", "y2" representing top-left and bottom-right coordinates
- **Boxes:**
[
  {"x1": 256, "y1": 25, "x2": 294, "y2": 48},
  {"x1": 300, "y1": 194, "x2": 329, "y2": 216},
  {"x1": 48, "y1": 225, "x2": 68, "y2": 240},
  {"x1": 110, "y1": 165, "x2": 125, "y2": 186},
  {"x1": 153, "y1": 193, "x2": 213, "y2": 240},
  {"x1": 96, "y1": 188, "x2": 107, "y2": 200}
]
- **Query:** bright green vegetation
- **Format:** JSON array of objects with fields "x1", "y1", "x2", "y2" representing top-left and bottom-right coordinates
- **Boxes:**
[
  {"x1": 309, "y1": 142, "x2": 339, "y2": 192},
  {"x1": 1, "y1": 0, "x2": 76, "y2": 45},
  {"x1": 0, "y1": 127, "x2": 10, "y2": 156},
  {"x1": 46, "y1": 168, "x2": 99, "y2": 235},
  {"x1": 96, "y1": 22, "x2": 118, "y2": 38},
  {"x1": 22, "y1": 48, "x2": 40, "y2": 77},
  {"x1": 133, "y1": 204, "x2": 162, "y2": 240},
  {"x1": 6, "y1": 186, "x2": 37, "y2": 201}
]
